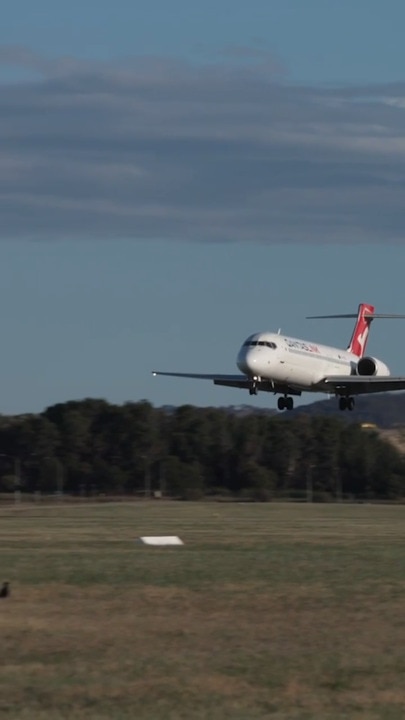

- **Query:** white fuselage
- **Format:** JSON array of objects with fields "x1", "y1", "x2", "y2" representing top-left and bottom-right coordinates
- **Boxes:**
[{"x1": 236, "y1": 332, "x2": 389, "y2": 391}]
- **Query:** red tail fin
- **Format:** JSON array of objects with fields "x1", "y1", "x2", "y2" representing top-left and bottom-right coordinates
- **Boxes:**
[{"x1": 347, "y1": 303, "x2": 375, "y2": 357}]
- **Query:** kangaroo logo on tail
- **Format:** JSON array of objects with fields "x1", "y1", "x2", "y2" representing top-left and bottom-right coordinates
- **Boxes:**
[{"x1": 347, "y1": 303, "x2": 375, "y2": 357}]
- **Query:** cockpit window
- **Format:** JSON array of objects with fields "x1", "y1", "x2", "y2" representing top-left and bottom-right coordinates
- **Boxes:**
[{"x1": 243, "y1": 340, "x2": 277, "y2": 349}]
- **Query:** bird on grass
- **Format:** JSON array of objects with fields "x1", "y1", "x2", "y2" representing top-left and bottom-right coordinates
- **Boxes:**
[{"x1": 0, "y1": 582, "x2": 10, "y2": 598}]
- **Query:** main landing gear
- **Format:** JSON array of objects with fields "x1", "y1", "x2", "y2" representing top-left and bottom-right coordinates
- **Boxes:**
[
  {"x1": 339, "y1": 396, "x2": 355, "y2": 411},
  {"x1": 278, "y1": 396, "x2": 294, "y2": 411}
]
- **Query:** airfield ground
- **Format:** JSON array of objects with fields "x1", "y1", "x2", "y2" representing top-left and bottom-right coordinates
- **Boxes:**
[{"x1": 1, "y1": 501, "x2": 405, "y2": 719}]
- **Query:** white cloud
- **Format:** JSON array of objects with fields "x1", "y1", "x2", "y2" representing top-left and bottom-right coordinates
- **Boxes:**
[{"x1": 1, "y1": 46, "x2": 405, "y2": 243}]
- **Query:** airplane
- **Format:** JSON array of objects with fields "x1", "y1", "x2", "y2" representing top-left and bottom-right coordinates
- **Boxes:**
[{"x1": 152, "y1": 303, "x2": 405, "y2": 411}]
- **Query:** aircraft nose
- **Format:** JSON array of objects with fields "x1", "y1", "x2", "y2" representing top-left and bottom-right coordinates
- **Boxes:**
[{"x1": 237, "y1": 348, "x2": 259, "y2": 375}]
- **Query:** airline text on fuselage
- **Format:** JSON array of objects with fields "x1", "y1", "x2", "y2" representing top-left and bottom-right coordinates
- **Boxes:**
[{"x1": 286, "y1": 339, "x2": 320, "y2": 354}]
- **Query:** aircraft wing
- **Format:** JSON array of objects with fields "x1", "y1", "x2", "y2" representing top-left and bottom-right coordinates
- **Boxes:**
[
  {"x1": 151, "y1": 371, "x2": 302, "y2": 395},
  {"x1": 319, "y1": 376, "x2": 405, "y2": 395},
  {"x1": 152, "y1": 371, "x2": 249, "y2": 388}
]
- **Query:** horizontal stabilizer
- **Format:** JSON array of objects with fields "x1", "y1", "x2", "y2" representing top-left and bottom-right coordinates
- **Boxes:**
[
  {"x1": 318, "y1": 375, "x2": 405, "y2": 396},
  {"x1": 307, "y1": 312, "x2": 405, "y2": 319}
]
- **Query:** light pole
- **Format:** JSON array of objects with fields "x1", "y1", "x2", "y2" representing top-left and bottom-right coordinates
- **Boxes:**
[
  {"x1": 30, "y1": 454, "x2": 65, "y2": 499},
  {"x1": 306, "y1": 462, "x2": 314, "y2": 503},
  {"x1": 0, "y1": 453, "x2": 22, "y2": 504},
  {"x1": 336, "y1": 467, "x2": 342, "y2": 503},
  {"x1": 159, "y1": 459, "x2": 166, "y2": 497},
  {"x1": 144, "y1": 456, "x2": 151, "y2": 498},
  {"x1": 44, "y1": 457, "x2": 64, "y2": 499},
  {"x1": 140, "y1": 454, "x2": 151, "y2": 498},
  {"x1": 55, "y1": 458, "x2": 64, "y2": 499}
]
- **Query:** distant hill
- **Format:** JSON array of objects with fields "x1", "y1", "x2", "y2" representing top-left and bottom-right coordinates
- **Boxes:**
[
  {"x1": 287, "y1": 392, "x2": 405, "y2": 428},
  {"x1": 218, "y1": 392, "x2": 405, "y2": 429}
]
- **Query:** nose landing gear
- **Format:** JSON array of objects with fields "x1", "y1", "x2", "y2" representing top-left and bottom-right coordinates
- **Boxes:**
[
  {"x1": 249, "y1": 377, "x2": 259, "y2": 396},
  {"x1": 339, "y1": 396, "x2": 355, "y2": 411},
  {"x1": 278, "y1": 395, "x2": 294, "y2": 411}
]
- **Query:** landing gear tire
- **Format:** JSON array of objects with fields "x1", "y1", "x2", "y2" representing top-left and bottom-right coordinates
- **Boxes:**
[
  {"x1": 249, "y1": 386, "x2": 258, "y2": 396},
  {"x1": 339, "y1": 396, "x2": 354, "y2": 411},
  {"x1": 278, "y1": 396, "x2": 294, "y2": 411}
]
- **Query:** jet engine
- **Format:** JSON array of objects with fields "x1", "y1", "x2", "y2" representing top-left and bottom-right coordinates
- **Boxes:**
[{"x1": 356, "y1": 356, "x2": 390, "y2": 377}]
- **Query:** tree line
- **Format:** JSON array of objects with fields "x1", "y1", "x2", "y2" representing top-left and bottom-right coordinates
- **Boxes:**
[{"x1": 0, "y1": 398, "x2": 404, "y2": 501}]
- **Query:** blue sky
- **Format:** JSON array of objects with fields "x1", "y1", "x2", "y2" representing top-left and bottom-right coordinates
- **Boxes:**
[
  {"x1": 1, "y1": 1, "x2": 405, "y2": 414},
  {"x1": 2, "y1": 0, "x2": 405, "y2": 84}
]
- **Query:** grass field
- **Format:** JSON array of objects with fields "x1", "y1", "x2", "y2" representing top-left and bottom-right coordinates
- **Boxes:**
[{"x1": 1, "y1": 501, "x2": 405, "y2": 719}]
